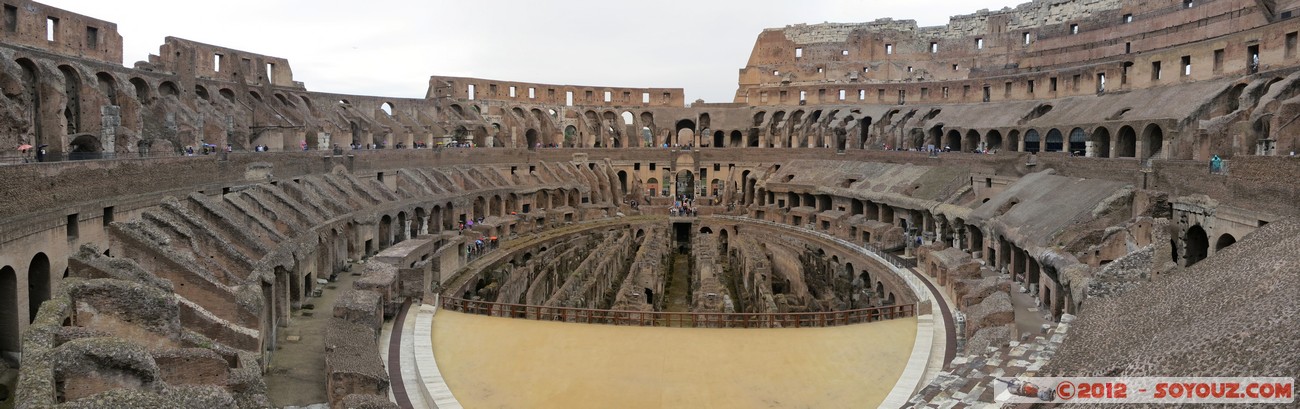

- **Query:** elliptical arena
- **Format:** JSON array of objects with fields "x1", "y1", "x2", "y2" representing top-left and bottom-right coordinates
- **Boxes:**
[{"x1": 0, "y1": 0, "x2": 1298, "y2": 407}]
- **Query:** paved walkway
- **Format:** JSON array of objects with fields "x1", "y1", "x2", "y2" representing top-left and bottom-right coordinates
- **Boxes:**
[
  {"x1": 265, "y1": 262, "x2": 362, "y2": 407},
  {"x1": 979, "y1": 267, "x2": 1054, "y2": 337}
]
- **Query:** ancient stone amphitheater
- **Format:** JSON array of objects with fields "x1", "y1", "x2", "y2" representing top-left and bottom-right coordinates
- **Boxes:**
[{"x1": 0, "y1": 0, "x2": 1298, "y2": 408}]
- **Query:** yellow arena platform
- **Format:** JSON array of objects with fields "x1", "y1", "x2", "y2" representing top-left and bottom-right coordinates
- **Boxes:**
[{"x1": 430, "y1": 310, "x2": 919, "y2": 409}]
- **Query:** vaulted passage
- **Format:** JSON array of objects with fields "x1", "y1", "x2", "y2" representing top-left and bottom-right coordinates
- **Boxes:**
[
  {"x1": 1117, "y1": 126, "x2": 1137, "y2": 157},
  {"x1": 1091, "y1": 127, "x2": 1111, "y2": 157},
  {"x1": 1184, "y1": 225, "x2": 1209, "y2": 266},
  {"x1": 0, "y1": 266, "x2": 17, "y2": 364},
  {"x1": 27, "y1": 253, "x2": 49, "y2": 324},
  {"x1": 1215, "y1": 233, "x2": 1236, "y2": 251}
]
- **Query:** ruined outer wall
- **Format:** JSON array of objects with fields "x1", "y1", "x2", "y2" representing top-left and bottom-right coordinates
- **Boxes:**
[
  {"x1": 0, "y1": 0, "x2": 122, "y2": 65},
  {"x1": 734, "y1": 0, "x2": 1289, "y2": 105},
  {"x1": 429, "y1": 75, "x2": 685, "y2": 108},
  {"x1": 147, "y1": 37, "x2": 299, "y2": 88}
]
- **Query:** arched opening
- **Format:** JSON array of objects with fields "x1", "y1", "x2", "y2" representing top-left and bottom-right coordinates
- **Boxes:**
[
  {"x1": 768, "y1": 111, "x2": 787, "y2": 147},
  {"x1": 489, "y1": 196, "x2": 503, "y2": 217},
  {"x1": 564, "y1": 125, "x2": 577, "y2": 147},
  {"x1": 414, "y1": 208, "x2": 427, "y2": 238},
  {"x1": 0, "y1": 265, "x2": 16, "y2": 363},
  {"x1": 712, "y1": 130, "x2": 724, "y2": 147},
  {"x1": 129, "y1": 77, "x2": 150, "y2": 102},
  {"x1": 16, "y1": 59, "x2": 43, "y2": 147},
  {"x1": 28, "y1": 253, "x2": 50, "y2": 324},
  {"x1": 58, "y1": 65, "x2": 82, "y2": 135},
  {"x1": 379, "y1": 215, "x2": 393, "y2": 250},
  {"x1": 986, "y1": 130, "x2": 1003, "y2": 151},
  {"x1": 473, "y1": 196, "x2": 486, "y2": 219},
  {"x1": 730, "y1": 130, "x2": 742, "y2": 147},
  {"x1": 1091, "y1": 127, "x2": 1112, "y2": 158},
  {"x1": 1184, "y1": 225, "x2": 1209, "y2": 267},
  {"x1": 621, "y1": 111, "x2": 634, "y2": 128},
  {"x1": 945, "y1": 130, "x2": 961, "y2": 151},
  {"x1": 1068, "y1": 128, "x2": 1087, "y2": 155},
  {"x1": 617, "y1": 170, "x2": 628, "y2": 196},
  {"x1": 380, "y1": 102, "x2": 394, "y2": 116},
  {"x1": 69, "y1": 134, "x2": 102, "y2": 159},
  {"x1": 1117, "y1": 126, "x2": 1137, "y2": 157},
  {"x1": 646, "y1": 178, "x2": 659, "y2": 197},
  {"x1": 1142, "y1": 124, "x2": 1164, "y2": 159},
  {"x1": 675, "y1": 170, "x2": 696, "y2": 199},
  {"x1": 1045, "y1": 129, "x2": 1063, "y2": 152},
  {"x1": 674, "y1": 119, "x2": 696, "y2": 146},
  {"x1": 699, "y1": 227, "x2": 714, "y2": 234},
  {"x1": 640, "y1": 127, "x2": 653, "y2": 147},
  {"x1": 1024, "y1": 129, "x2": 1041, "y2": 152},
  {"x1": 194, "y1": 84, "x2": 210, "y2": 101},
  {"x1": 159, "y1": 81, "x2": 179, "y2": 97},
  {"x1": 95, "y1": 71, "x2": 118, "y2": 106},
  {"x1": 1007, "y1": 130, "x2": 1020, "y2": 152},
  {"x1": 525, "y1": 129, "x2": 539, "y2": 150},
  {"x1": 1215, "y1": 233, "x2": 1236, "y2": 252},
  {"x1": 964, "y1": 130, "x2": 979, "y2": 152},
  {"x1": 219, "y1": 88, "x2": 235, "y2": 102},
  {"x1": 922, "y1": 126, "x2": 939, "y2": 149},
  {"x1": 854, "y1": 116, "x2": 872, "y2": 148}
]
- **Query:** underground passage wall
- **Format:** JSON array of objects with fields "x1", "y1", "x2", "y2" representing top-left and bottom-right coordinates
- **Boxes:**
[{"x1": 442, "y1": 218, "x2": 921, "y2": 317}]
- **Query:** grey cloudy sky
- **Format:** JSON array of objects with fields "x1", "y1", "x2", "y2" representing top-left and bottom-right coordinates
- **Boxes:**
[{"x1": 46, "y1": 0, "x2": 1024, "y2": 103}]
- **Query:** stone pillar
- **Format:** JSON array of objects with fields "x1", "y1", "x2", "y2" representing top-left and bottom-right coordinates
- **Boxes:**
[
  {"x1": 1010, "y1": 249, "x2": 1023, "y2": 283},
  {"x1": 100, "y1": 105, "x2": 121, "y2": 153}
]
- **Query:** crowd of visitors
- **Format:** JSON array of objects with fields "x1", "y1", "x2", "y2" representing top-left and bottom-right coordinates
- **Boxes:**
[{"x1": 670, "y1": 195, "x2": 697, "y2": 217}]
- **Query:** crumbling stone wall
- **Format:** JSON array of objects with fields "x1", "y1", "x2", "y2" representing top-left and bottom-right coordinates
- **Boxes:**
[{"x1": 612, "y1": 226, "x2": 671, "y2": 311}]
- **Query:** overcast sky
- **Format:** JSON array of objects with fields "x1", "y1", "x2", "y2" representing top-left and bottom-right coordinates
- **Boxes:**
[{"x1": 46, "y1": 0, "x2": 1024, "y2": 103}]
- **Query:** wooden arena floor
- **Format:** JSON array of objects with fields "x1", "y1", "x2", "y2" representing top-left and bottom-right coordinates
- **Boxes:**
[{"x1": 430, "y1": 310, "x2": 917, "y2": 409}]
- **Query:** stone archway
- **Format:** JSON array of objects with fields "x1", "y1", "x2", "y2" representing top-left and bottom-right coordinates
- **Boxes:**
[
  {"x1": 1, "y1": 265, "x2": 17, "y2": 362},
  {"x1": 28, "y1": 253, "x2": 50, "y2": 324},
  {"x1": 1090, "y1": 127, "x2": 1112, "y2": 158},
  {"x1": 1215, "y1": 233, "x2": 1236, "y2": 252},
  {"x1": 1183, "y1": 225, "x2": 1209, "y2": 267}
]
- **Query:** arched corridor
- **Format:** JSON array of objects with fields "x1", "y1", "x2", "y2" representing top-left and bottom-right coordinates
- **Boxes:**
[{"x1": 1183, "y1": 225, "x2": 1209, "y2": 266}]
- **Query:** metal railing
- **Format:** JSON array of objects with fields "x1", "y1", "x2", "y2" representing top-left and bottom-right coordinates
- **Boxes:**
[
  {"x1": 441, "y1": 296, "x2": 915, "y2": 328},
  {"x1": 712, "y1": 216, "x2": 931, "y2": 304}
]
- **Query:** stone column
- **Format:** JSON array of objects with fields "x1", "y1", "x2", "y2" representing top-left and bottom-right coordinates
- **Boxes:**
[{"x1": 100, "y1": 105, "x2": 120, "y2": 153}]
